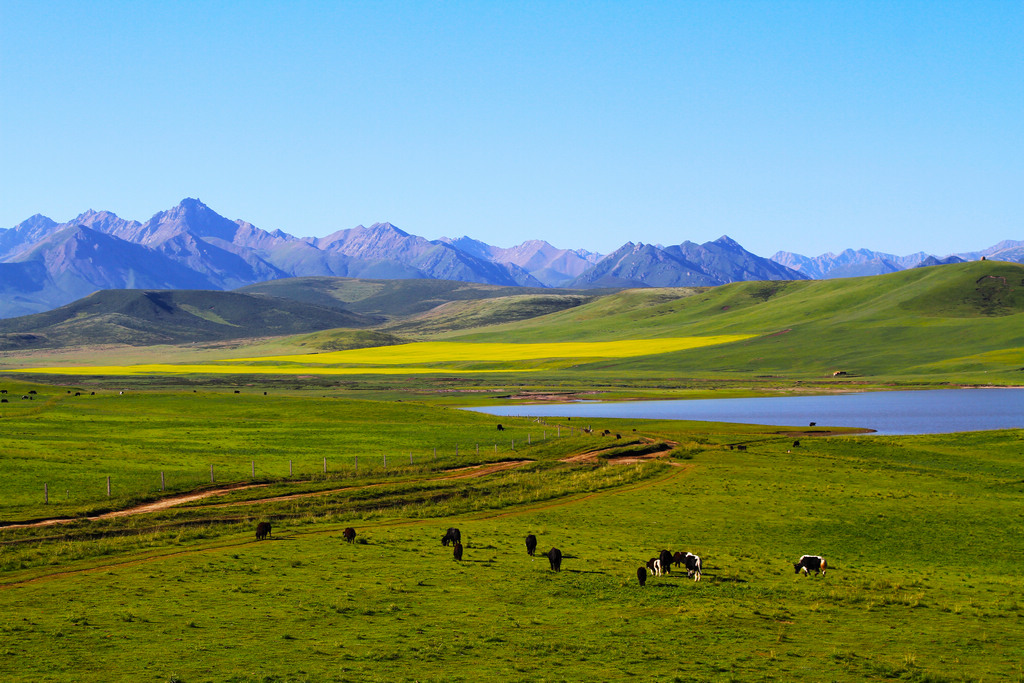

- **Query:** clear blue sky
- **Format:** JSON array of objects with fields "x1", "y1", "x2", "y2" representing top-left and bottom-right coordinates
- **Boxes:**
[{"x1": 2, "y1": 1, "x2": 1021, "y2": 257}]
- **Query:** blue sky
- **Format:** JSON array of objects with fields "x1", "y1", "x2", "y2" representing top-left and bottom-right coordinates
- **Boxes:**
[{"x1": 1, "y1": 1, "x2": 1020, "y2": 257}]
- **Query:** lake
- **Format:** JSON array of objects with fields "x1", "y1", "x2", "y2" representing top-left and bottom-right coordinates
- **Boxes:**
[{"x1": 468, "y1": 388, "x2": 1024, "y2": 435}]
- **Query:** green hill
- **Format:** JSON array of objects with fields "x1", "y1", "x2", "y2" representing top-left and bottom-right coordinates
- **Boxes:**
[
  {"x1": 236, "y1": 276, "x2": 607, "y2": 319},
  {"x1": 443, "y1": 261, "x2": 1024, "y2": 380},
  {"x1": 0, "y1": 289, "x2": 377, "y2": 349}
]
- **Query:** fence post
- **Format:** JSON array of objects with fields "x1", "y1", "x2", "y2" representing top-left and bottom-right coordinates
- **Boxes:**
[
  {"x1": 210, "y1": 464, "x2": 214, "y2": 483},
  {"x1": 476, "y1": 444, "x2": 479, "y2": 456},
  {"x1": 455, "y1": 445, "x2": 459, "y2": 457},
  {"x1": 528, "y1": 434, "x2": 531, "y2": 444},
  {"x1": 383, "y1": 454, "x2": 387, "y2": 469},
  {"x1": 410, "y1": 452, "x2": 413, "y2": 465},
  {"x1": 433, "y1": 447, "x2": 436, "y2": 460},
  {"x1": 355, "y1": 455, "x2": 358, "y2": 474},
  {"x1": 252, "y1": 461, "x2": 255, "y2": 479},
  {"x1": 494, "y1": 444, "x2": 497, "y2": 454},
  {"x1": 106, "y1": 476, "x2": 111, "y2": 497},
  {"x1": 511, "y1": 438, "x2": 515, "y2": 449},
  {"x1": 289, "y1": 460, "x2": 293, "y2": 477},
  {"x1": 44, "y1": 482, "x2": 48, "y2": 504},
  {"x1": 323, "y1": 457, "x2": 327, "y2": 474},
  {"x1": 161, "y1": 471, "x2": 165, "y2": 491}
]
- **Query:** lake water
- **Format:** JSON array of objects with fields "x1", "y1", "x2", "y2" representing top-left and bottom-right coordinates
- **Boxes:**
[{"x1": 468, "y1": 388, "x2": 1024, "y2": 435}]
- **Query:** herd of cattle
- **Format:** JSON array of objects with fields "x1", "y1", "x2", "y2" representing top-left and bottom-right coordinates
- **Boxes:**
[{"x1": 254, "y1": 522, "x2": 826, "y2": 583}]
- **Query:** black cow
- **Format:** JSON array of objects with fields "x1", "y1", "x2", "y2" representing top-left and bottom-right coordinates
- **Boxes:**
[
  {"x1": 659, "y1": 549, "x2": 673, "y2": 575},
  {"x1": 682, "y1": 552, "x2": 702, "y2": 581},
  {"x1": 672, "y1": 551, "x2": 686, "y2": 568},
  {"x1": 794, "y1": 555, "x2": 827, "y2": 576},
  {"x1": 255, "y1": 522, "x2": 272, "y2": 541},
  {"x1": 343, "y1": 527, "x2": 356, "y2": 543},
  {"x1": 525, "y1": 534, "x2": 538, "y2": 556},
  {"x1": 546, "y1": 547, "x2": 562, "y2": 572},
  {"x1": 453, "y1": 542, "x2": 463, "y2": 561},
  {"x1": 441, "y1": 527, "x2": 461, "y2": 547},
  {"x1": 637, "y1": 566, "x2": 647, "y2": 587},
  {"x1": 497, "y1": 424, "x2": 504, "y2": 431},
  {"x1": 792, "y1": 440, "x2": 801, "y2": 447}
]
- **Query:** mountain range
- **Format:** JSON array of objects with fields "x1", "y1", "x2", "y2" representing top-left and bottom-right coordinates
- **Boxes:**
[{"x1": 1, "y1": 198, "x2": 1019, "y2": 319}]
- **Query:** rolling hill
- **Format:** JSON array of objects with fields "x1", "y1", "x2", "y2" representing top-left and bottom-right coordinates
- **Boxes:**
[
  {"x1": 0, "y1": 289, "x2": 376, "y2": 349},
  {"x1": 446, "y1": 260, "x2": 1024, "y2": 379}
]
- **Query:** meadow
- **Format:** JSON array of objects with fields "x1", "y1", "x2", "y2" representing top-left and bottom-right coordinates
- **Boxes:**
[
  {"x1": 0, "y1": 384, "x2": 1022, "y2": 682},
  {"x1": 2, "y1": 263, "x2": 1024, "y2": 681}
]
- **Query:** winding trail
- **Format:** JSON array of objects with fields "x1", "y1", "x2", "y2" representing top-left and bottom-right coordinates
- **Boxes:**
[
  {"x1": 1, "y1": 460, "x2": 534, "y2": 531},
  {"x1": 0, "y1": 462, "x2": 692, "y2": 590}
]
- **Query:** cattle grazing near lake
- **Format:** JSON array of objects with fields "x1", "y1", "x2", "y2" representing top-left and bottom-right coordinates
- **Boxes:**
[
  {"x1": 794, "y1": 555, "x2": 827, "y2": 576},
  {"x1": 255, "y1": 522, "x2": 272, "y2": 541},
  {"x1": 637, "y1": 566, "x2": 647, "y2": 587},
  {"x1": 546, "y1": 547, "x2": 562, "y2": 572},
  {"x1": 441, "y1": 527, "x2": 461, "y2": 546},
  {"x1": 525, "y1": 534, "x2": 538, "y2": 556},
  {"x1": 343, "y1": 527, "x2": 356, "y2": 543},
  {"x1": 453, "y1": 542, "x2": 463, "y2": 561}
]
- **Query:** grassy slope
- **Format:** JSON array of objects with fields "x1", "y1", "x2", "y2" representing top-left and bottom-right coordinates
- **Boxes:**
[{"x1": 445, "y1": 261, "x2": 1024, "y2": 381}]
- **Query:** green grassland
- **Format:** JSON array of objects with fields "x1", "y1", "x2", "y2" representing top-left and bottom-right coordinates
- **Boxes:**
[
  {"x1": 0, "y1": 388, "x2": 1021, "y2": 681},
  {"x1": 1, "y1": 264, "x2": 1023, "y2": 681}
]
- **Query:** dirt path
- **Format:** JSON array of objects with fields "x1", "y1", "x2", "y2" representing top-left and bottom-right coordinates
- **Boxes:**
[
  {"x1": 0, "y1": 461, "x2": 693, "y2": 590},
  {"x1": 559, "y1": 438, "x2": 682, "y2": 466},
  {"x1": 2, "y1": 460, "x2": 534, "y2": 530}
]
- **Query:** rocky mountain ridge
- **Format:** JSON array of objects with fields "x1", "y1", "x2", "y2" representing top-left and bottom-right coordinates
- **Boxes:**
[{"x1": 1, "y1": 198, "x2": 1017, "y2": 319}]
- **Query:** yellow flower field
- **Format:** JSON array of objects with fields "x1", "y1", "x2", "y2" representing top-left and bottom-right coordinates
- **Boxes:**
[{"x1": 16, "y1": 336, "x2": 752, "y2": 376}]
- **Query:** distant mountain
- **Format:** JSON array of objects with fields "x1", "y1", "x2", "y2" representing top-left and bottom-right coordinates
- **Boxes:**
[
  {"x1": 0, "y1": 200, "x2": 543, "y2": 318},
  {"x1": 3, "y1": 198, "x2": 1019, "y2": 319},
  {"x1": 440, "y1": 236, "x2": 603, "y2": 287},
  {"x1": 569, "y1": 236, "x2": 806, "y2": 288},
  {"x1": 772, "y1": 242, "x2": 1022, "y2": 279}
]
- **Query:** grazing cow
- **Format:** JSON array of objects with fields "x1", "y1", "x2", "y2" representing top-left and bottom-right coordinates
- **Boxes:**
[
  {"x1": 794, "y1": 555, "x2": 827, "y2": 576},
  {"x1": 0, "y1": 399, "x2": 6, "y2": 403},
  {"x1": 525, "y1": 534, "x2": 538, "y2": 556},
  {"x1": 736, "y1": 444, "x2": 747, "y2": 451},
  {"x1": 637, "y1": 566, "x2": 647, "y2": 587},
  {"x1": 659, "y1": 549, "x2": 673, "y2": 575},
  {"x1": 646, "y1": 557, "x2": 658, "y2": 574},
  {"x1": 672, "y1": 551, "x2": 686, "y2": 568},
  {"x1": 682, "y1": 553, "x2": 702, "y2": 581},
  {"x1": 343, "y1": 527, "x2": 356, "y2": 543},
  {"x1": 792, "y1": 440, "x2": 801, "y2": 447},
  {"x1": 441, "y1": 527, "x2": 461, "y2": 547},
  {"x1": 497, "y1": 424, "x2": 504, "y2": 431},
  {"x1": 651, "y1": 559, "x2": 664, "y2": 577},
  {"x1": 546, "y1": 547, "x2": 562, "y2": 572},
  {"x1": 453, "y1": 542, "x2": 463, "y2": 561},
  {"x1": 255, "y1": 522, "x2": 272, "y2": 541}
]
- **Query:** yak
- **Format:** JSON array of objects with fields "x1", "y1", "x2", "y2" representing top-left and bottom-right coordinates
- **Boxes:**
[{"x1": 525, "y1": 534, "x2": 538, "y2": 556}]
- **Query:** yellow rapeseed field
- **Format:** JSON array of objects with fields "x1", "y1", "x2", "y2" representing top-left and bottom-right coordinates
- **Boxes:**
[{"x1": 16, "y1": 336, "x2": 752, "y2": 376}]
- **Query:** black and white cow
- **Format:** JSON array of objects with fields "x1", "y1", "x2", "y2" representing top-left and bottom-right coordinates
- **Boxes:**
[
  {"x1": 793, "y1": 555, "x2": 827, "y2": 576},
  {"x1": 682, "y1": 552, "x2": 702, "y2": 581},
  {"x1": 441, "y1": 527, "x2": 461, "y2": 547}
]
